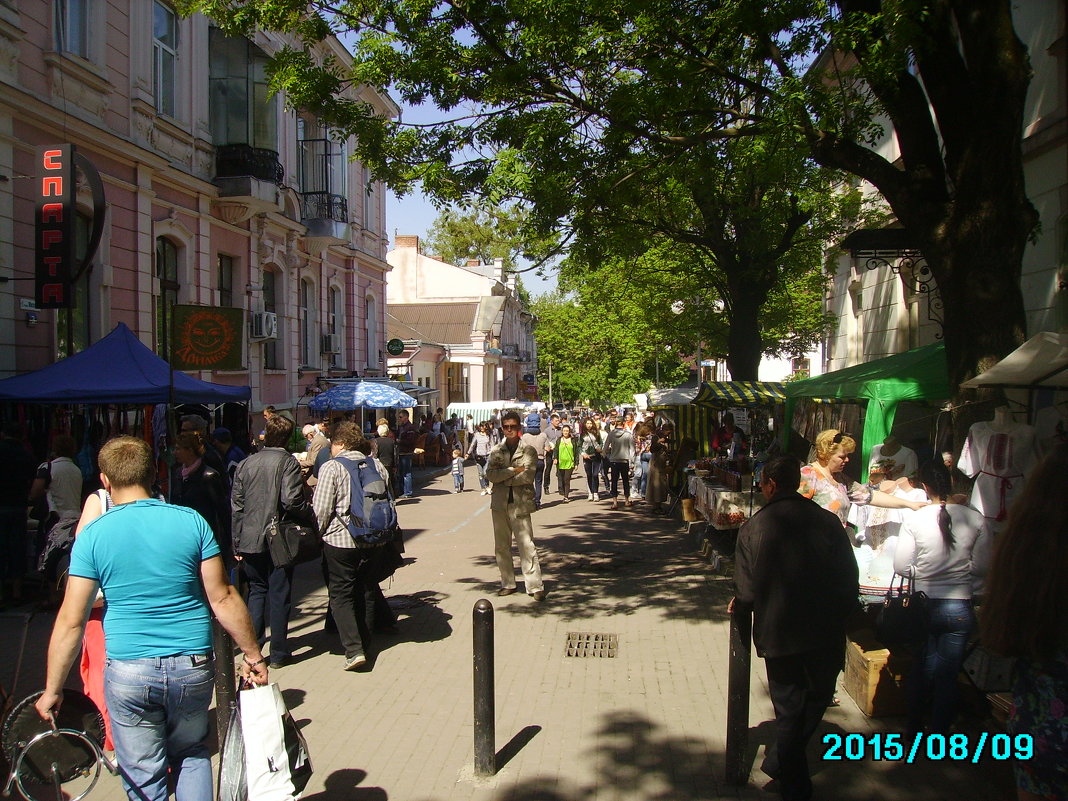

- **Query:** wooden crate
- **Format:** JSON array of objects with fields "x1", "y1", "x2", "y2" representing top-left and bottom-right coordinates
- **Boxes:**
[{"x1": 844, "y1": 630, "x2": 910, "y2": 718}]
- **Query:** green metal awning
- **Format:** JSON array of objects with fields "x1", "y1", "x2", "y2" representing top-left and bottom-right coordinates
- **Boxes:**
[{"x1": 692, "y1": 381, "x2": 787, "y2": 407}]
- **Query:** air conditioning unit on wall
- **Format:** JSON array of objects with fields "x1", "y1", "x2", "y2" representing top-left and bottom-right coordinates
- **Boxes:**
[
  {"x1": 250, "y1": 311, "x2": 278, "y2": 340},
  {"x1": 321, "y1": 333, "x2": 342, "y2": 354}
]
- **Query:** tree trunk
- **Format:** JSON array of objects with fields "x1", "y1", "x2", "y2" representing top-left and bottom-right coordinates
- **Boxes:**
[{"x1": 724, "y1": 285, "x2": 766, "y2": 381}]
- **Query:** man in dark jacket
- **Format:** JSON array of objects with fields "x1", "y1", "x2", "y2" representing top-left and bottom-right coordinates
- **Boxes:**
[
  {"x1": 731, "y1": 455, "x2": 859, "y2": 801},
  {"x1": 231, "y1": 415, "x2": 315, "y2": 668}
]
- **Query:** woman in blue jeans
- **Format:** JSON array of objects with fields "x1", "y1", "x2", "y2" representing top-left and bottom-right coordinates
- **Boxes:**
[{"x1": 894, "y1": 461, "x2": 992, "y2": 734}]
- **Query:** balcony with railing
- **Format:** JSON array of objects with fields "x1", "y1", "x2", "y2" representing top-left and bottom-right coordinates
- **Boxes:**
[
  {"x1": 215, "y1": 144, "x2": 284, "y2": 184},
  {"x1": 299, "y1": 137, "x2": 351, "y2": 248}
]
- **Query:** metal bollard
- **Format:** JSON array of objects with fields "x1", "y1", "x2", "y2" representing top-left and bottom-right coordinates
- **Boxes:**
[
  {"x1": 473, "y1": 598, "x2": 496, "y2": 776},
  {"x1": 724, "y1": 604, "x2": 752, "y2": 785},
  {"x1": 212, "y1": 618, "x2": 237, "y2": 747}
]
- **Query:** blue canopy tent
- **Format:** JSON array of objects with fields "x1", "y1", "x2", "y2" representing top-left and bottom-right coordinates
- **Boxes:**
[
  {"x1": 0, "y1": 323, "x2": 251, "y2": 404},
  {"x1": 309, "y1": 381, "x2": 418, "y2": 411}
]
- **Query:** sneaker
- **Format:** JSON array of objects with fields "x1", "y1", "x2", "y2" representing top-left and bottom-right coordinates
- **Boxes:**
[
  {"x1": 344, "y1": 653, "x2": 368, "y2": 671},
  {"x1": 587, "y1": 492, "x2": 594, "y2": 501},
  {"x1": 481, "y1": 489, "x2": 491, "y2": 496}
]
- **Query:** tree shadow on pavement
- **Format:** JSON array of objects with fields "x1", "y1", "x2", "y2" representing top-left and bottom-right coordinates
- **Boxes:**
[
  {"x1": 469, "y1": 508, "x2": 733, "y2": 623},
  {"x1": 461, "y1": 709, "x2": 1012, "y2": 801}
]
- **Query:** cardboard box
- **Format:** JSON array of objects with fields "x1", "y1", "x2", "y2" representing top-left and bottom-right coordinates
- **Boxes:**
[{"x1": 844, "y1": 630, "x2": 910, "y2": 717}]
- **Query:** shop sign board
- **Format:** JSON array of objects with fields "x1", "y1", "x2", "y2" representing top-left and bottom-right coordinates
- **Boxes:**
[
  {"x1": 34, "y1": 144, "x2": 106, "y2": 309},
  {"x1": 171, "y1": 305, "x2": 245, "y2": 370}
]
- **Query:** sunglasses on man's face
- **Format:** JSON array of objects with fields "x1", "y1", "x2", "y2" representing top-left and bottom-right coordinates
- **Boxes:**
[{"x1": 502, "y1": 424, "x2": 520, "y2": 430}]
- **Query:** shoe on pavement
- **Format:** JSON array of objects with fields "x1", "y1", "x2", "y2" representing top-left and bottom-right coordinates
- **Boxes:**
[
  {"x1": 344, "y1": 653, "x2": 368, "y2": 671},
  {"x1": 587, "y1": 492, "x2": 594, "y2": 501},
  {"x1": 498, "y1": 587, "x2": 517, "y2": 597},
  {"x1": 269, "y1": 656, "x2": 289, "y2": 668},
  {"x1": 531, "y1": 590, "x2": 547, "y2": 602},
  {"x1": 481, "y1": 489, "x2": 491, "y2": 496}
]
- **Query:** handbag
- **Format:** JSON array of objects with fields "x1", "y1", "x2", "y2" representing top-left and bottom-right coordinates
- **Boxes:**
[
  {"x1": 266, "y1": 516, "x2": 321, "y2": 569},
  {"x1": 265, "y1": 454, "x2": 322, "y2": 569},
  {"x1": 239, "y1": 682, "x2": 313, "y2": 801},
  {"x1": 875, "y1": 573, "x2": 929, "y2": 646}
]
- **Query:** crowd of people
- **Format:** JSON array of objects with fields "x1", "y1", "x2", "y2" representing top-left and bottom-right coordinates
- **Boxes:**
[{"x1": 1, "y1": 407, "x2": 1062, "y2": 801}]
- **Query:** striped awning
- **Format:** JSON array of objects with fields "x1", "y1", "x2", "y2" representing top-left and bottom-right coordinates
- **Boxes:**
[
  {"x1": 692, "y1": 381, "x2": 786, "y2": 407},
  {"x1": 653, "y1": 405, "x2": 717, "y2": 457}
]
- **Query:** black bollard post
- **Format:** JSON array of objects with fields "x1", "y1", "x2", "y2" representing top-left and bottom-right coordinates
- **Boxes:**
[
  {"x1": 473, "y1": 598, "x2": 495, "y2": 776},
  {"x1": 724, "y1": 604, "x2": 752, "y2": 785},
  {"x1": 212, "y1": 618, "x2": 237, "y2": 748}
]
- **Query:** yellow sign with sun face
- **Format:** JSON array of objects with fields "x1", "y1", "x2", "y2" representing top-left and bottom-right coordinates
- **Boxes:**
[{"x1": 171, "y1": 305, "x2": 245, "y2": 371}]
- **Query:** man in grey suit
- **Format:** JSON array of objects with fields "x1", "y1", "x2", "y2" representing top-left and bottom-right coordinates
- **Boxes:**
[
  {"x1": 731, "y1": 455, "x2": 859, "y2": 801},
  {"x1": 487, "y1": 410, "x2": 545, "y2": 601}
]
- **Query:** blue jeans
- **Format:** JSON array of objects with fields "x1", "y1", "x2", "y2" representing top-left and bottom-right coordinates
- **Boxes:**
[
  {"x1": 635, "y1": 452, "x2": 651, "y2": 497},
  {"x1": 453, "y1": 473, "x2": 464, "y2": 491},
  {"x1": 104, "y1": 654, "x2": 215, "y2": 801},
  {"x1": 397, "y1": 453, "x2": 414, "y2": 497},
  {"x1": 533, "y1": 460, "x2": 544, "y2": 507},
  {"x1": 474, "y1": 456, "x2": 488, "y2": 489},
  {"x1": 908, "y1": 598, "x2": 976, "y2": 733}
]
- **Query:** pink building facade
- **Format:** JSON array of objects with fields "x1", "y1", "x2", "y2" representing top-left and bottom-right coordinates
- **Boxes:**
[{"x1": 0, "y1": 2, "x2": 396, "y2": 418}]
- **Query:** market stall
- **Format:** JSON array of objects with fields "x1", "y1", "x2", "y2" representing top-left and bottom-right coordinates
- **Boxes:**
[
  {"x1": 0, "y1": 323, "x2": 251, "y2": 405},
  {"x1": 783, "y1": 342, "x2": 950, "y2": 482}
]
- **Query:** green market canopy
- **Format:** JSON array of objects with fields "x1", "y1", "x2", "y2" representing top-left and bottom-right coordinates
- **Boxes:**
[
  {"x1": 692, "y1": 381, "x2": 786, "y2": 408},
  {"x1": 783, "y1": 342, "x2": 950, "y2": 480}
]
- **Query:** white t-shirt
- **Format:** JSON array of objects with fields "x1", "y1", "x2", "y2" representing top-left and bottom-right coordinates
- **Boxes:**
[
  {"x1": 43, "y1": 457, "x2": 83, "y2": 520},
  {"x1": 869, "y1": 443, "x2": 918, "y2": 481}
]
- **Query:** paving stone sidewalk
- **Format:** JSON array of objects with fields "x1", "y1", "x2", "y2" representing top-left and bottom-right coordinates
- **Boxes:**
[{"x1": 1, "y1": 462, "x2": 1015, "y2": 800}]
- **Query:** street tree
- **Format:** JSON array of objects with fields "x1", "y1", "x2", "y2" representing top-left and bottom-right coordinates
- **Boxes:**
[{"x1": 183, "y1": 0, "x2": 1038, "y2": 400}]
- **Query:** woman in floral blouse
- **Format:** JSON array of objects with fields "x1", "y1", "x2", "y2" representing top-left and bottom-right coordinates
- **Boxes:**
[{"x1": 800, "y1": 429, "x2": 925, "y2": 529}]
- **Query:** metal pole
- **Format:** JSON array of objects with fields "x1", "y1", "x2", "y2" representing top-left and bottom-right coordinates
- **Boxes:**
[
  {"x1": 212, "y1": 618, "x2": 237, "y2": 749},
  {"x1": 724, "y1": 605, "x2": 752, "y2": 785},
  {"x1": 473, "y1": 598, "x2": 496, "y2": 776}
]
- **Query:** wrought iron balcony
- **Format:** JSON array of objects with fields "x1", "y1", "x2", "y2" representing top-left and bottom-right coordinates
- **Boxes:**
[
  {"x1": 215, "y1": 144, "x2": 284, "y2": 184},
  {"x1": 300, "y1": 192, "x2": 348, "y2": 223}
]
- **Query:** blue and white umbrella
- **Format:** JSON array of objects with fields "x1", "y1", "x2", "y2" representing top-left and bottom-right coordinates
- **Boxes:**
[{"x1": 308, "y1": 381, "x2": 417, "y2": 411}]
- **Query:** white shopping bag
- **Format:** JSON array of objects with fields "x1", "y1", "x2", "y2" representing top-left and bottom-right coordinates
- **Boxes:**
[{"x1": 239, "y1": 682, "x2": 313, "y2": 800}]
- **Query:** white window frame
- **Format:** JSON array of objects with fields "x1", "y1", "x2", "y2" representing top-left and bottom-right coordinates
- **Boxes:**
[
  {"x1": 364, "y1": 293, "x2": 378, "y2": 369},
  {"x1": 55, "y1": 0, "x2": 90, "y2": 59},
  {"x1": 152, "y1": 1, "x2": 178, "y2": 117},
  {"x1": 300, "y1": 277, "x2": 318, "y2": 369}
]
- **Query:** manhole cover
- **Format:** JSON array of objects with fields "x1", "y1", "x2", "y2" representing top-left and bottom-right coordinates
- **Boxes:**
[{"x1": 565, "y1": 632, "x2": 618, "y2": 658}]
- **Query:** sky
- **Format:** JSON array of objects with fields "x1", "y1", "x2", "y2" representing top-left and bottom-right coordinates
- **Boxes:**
[{"x1": 383, "y1": 101, "x2": 559, "y2": 299}]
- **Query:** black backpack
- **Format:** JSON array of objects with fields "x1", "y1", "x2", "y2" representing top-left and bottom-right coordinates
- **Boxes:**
[{"x1": 337, "y1": 456, "x2": 397, "y2": 545}]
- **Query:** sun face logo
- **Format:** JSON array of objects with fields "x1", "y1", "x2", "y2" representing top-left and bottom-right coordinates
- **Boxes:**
[{"x1": 174, "y1": 309, "x2": 237, "y2": 368}]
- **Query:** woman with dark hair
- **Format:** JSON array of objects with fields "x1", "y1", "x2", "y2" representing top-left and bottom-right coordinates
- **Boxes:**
[
  {"x1": 981, "y1": 443, "x2": 1068, "y2": 801},
  {"x1": 171, "y1": 432, "x2": 232, "y2": 563},
  {"x1": 894, "y1": 460, "x2": 992, "y2": 734},
  {"x1": 580, "y1": 417, "x2": 606, "y2": 501}
]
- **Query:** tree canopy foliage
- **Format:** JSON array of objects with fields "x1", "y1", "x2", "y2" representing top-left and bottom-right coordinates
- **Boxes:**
[{"x1": 183, "y1": 0, "x2": 1038, "y2": 407}]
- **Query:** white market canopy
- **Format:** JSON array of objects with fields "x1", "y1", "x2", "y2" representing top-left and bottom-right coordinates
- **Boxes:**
[{"x1": 959, "y1": 332, "x2": 1068, "y2": 390}]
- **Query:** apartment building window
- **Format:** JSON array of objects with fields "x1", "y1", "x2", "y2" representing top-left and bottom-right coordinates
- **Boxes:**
[
  {"x1": 153, "y1": 1, "x2": 178, "y2": 117},
  {"x1": 55, "y1": 0, "x2": 90, "y2": 58},
  {"x1": 263, "y1": 269, "x2": 280, "y2": 369},
  {"x1": 300, "y1": 278, "x2": 317, "y2": 368},
  {"x1": 362, "y1": 166, "x2": 374, "y2": 232},
  {"x1": 155, "y1": 236, "x2": 179, "y2": 360},
  {"x1": 218, "y1": 254, "x2": 234, "y2": 307},
  {"x1": 328, "y1": 286, "x2": 341, "y2": 368},
  {"x1": 364, "y1": 294, "x2": 377, "y2": 368},
  {"x1": 209, "y1": 28, "x2": 282, "y2": 182}
]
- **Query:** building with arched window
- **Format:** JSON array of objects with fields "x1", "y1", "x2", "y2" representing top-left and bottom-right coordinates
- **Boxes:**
[{"x1": 0, "y1": 3, "x2": 396, "y2": 425}]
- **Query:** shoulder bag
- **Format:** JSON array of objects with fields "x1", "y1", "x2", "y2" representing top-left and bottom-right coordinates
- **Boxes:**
[
  {"x1": 875, "y1": 573, "x2": 929, "y2": 647},
  {"x1": 266, "y1": 454, "x2": 321, "y2": 569}
]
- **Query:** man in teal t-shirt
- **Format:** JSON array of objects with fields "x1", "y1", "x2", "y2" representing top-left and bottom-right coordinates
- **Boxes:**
[{"x1": 36, "y1": 436, "x2": 268, "y2": 801}]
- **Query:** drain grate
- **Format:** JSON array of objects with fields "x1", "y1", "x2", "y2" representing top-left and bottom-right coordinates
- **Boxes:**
[{"x1": 565, "y1": 632, "x2": 619, "y2": 658}]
